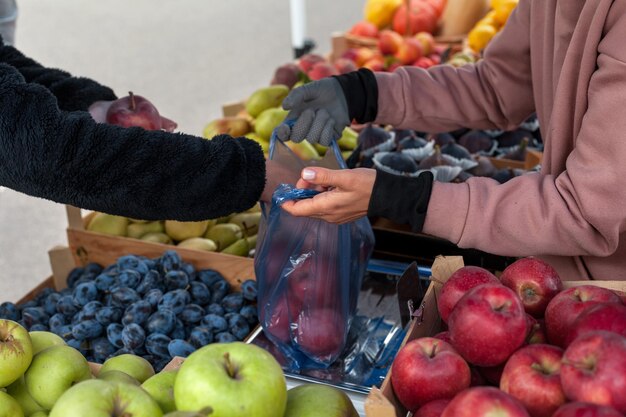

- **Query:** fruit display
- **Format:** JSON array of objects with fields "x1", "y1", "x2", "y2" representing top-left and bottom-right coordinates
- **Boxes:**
[
  {"x1": 0, "y1": 251, "x2": 259, "y2": 372},
  {"x1": 85, "y1": 203, "x2": 262, "y2": 257},
  {"x1": 362, "y1": 0, "x2": 446, "y2": 35},
  {"x1": 389, "y1": 257, "x2": 626, "y2": 416},
  {"x1": 467, "y1": 0, "x2": 519, "y2": 52}
]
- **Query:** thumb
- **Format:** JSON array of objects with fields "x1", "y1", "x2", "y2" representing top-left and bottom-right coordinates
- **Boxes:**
[
  {"x1": 282, "y1": 83, "x2": 319, "y2": 110},
  {"x1": 301, "y1": 167, "x2": 349, "y2": 188}
]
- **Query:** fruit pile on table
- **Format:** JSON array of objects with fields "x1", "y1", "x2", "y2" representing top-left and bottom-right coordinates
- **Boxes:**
[
  {"x1": 389, "y1": 257, "x2": 626, "y2": 417},
  {"x1": 467, "y1": 0, "x2": 519, "y2": 52}
]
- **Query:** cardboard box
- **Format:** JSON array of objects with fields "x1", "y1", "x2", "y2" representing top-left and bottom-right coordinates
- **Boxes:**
[{"x1": 363, "y1": 255, "x2": 626, "y2": 417}]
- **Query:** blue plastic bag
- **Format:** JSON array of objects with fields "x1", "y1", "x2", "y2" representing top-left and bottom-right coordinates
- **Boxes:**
[{"x1": 255, "y1": 125, "x2": 375, "y2": 369}]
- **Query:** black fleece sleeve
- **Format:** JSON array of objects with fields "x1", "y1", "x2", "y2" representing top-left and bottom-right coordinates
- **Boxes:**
[
  {"x1": 0, "y1": 36, "x2": 117, "y2": 111},
  {"x1": 333, "y1": 68, "x2": 378, "y2": 124},
  {"x1": 0, "y1": 64, "x2": 265, "y2": 221}
]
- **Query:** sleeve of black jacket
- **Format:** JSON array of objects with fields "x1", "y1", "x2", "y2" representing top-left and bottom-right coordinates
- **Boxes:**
[
  {"x1": 0, "y1": 36, "x2": 117, "y2": 111},
  {"x1": 0, "y1": 64, "x2": 265, "y2": 221}
]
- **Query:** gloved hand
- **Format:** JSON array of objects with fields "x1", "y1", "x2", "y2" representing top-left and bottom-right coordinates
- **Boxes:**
[{"x1": 276, "y1": 77, "x2": 350, "y2": 146}]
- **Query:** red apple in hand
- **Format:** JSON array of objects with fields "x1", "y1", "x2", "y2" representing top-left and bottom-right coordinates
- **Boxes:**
[
  {"x1": 441, "y1": 387, "x2": 530, "y2": 417},
  {"x1": 545, "y1": 285, "x2": 622, "y2": 347},
  {"x1": 437, "y1": 266, "x2": 500, "y2": 323},
  {"x1": 106, "y1": 91, "x2": 175, "y2": 131},
  {"x1": 414, "y1": 399, "x2": 450, "y2": 417},
  {"x1": 391, "y1": 338, "x2": 470, "y2": 411},
  {"x1": 500, "y1": 258, "x2": 563, "y2": 317},
  {"x1": 561, "y1": 331, "x2": 626, "y2": 413},
  {"x1": 500, "y1": 344, "x2": 566, "y2": 417},
  {"x1": 565, "y1": 303, "x2": 626, "y2": 347},
  {"x1": 448, "y1": 284, "x2": 528, "y2": 366},
  {"x1": 295, "y1": 308, "x2": 345, "y2": 361},
  {"x1": 552, "y1": 402, "x2": 625, "y2": 417}
]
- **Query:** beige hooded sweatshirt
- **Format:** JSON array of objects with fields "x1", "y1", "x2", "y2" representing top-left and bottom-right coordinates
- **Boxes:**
[{"x1": 374, "y1": 0, "x2": 626, "y2": 280}]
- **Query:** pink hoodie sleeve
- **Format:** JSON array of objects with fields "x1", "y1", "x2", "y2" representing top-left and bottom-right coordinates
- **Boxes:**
[
  {"x1": 374, "y1": 0, "x2": 534, "y2": 132},
  {"x1": 422, "y1": 11, "x2": 626, "y2": 258}
]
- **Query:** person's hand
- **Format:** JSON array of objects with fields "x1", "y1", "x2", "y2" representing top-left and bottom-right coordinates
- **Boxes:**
[
  {"x1": 276, "y1": 78, "x2": 350, "y2": 146},
  {"x1": 88, "y1": 100, "x2": 177, "y2": 132},
  {"x1": 281, "y1": 167, "x2": 376, "y2": 223},
  {"x1": 260, "y1": 159, "x2": 302, "y2": 202}
]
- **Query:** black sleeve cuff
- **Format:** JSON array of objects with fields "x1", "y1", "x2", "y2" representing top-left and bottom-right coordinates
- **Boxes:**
[
  {"x1": 333, "y1": 68, "x2": 378, "y2": 124},
  {"x1": 367, "y1": 169, "x2": 435, "y2": 233}
]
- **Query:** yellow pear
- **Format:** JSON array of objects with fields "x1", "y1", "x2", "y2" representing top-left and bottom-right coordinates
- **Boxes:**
[
  {"x1": 128, "y1": 218, "x2": 149, "y2": 224},
  {"x1": 140, "y1": 232, "x2": 173, "y2": 245},
  {"x1": 285, "y1": 141, "x2": 321, "y2": 161},
  {"x1": 255, "y1": 108, "x2": 289, "y2": 140},
  {"x1": 342, "y1": 151, "x2": 353, "y2": 160},
  {"x1": 337, "y1": 127, "x2": 358, "y2": 151},
  {"x1": 203, "y1": 117, "x2": 251, "y2": 139},
  {"x1": 245, "y1": 203, "x2": 262, "y2": 213},
  {"x1": 205, "y1": 223, "x2": 243, "y2": 251},
  {"x1": 164, "y1": 220, "x2": 210, "y2": 242},
  {"x1": 314, "y1": 143, "x2": 327, "y2": 156},
  {"x1": 177, "y1": 238, "x2": 217, "y2": 252},
  {"x1": 221, "y1": 238, "x2": 250, "y2": 257},
  {"x1": 127, "y1": 221, "x2": 164, "y2": 239},
  {"x1": 245, "y1": 85, "x2": 289, "y2": 118},
  {"x1": 87, "y1": 213, "x2": 129, "y2": 236},
  {"x1": 246, "y1": 234, "x2": 258, "y2": 248},
  {"x1": 244, "y1": 133, "x2": 270, "y2": 154},
  {"x1": 229, "y1": 212, "x2": 262, "y2": 236}
]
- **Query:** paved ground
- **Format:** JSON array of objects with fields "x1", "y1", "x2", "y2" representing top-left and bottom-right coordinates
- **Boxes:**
[{"x1": 1, "y1": 0, "x2": 362, "y2": 301}]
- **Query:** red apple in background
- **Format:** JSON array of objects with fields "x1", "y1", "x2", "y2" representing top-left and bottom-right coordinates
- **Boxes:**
[
  {"x1": 295, "y1": 308, "x2": 344, "y2": 360},
  {"x1": 391, "y1": 337, "x2": 470, "y2": 411},
  {"x1": 298, "y1": 54, "x2": 325, "y2": 73},
  {"x1": 353, "y1": 47, "x2": 378, "y2": 66},
  {"x1": 500, "y1": 258, "x2": 563, "y2": 317},
  {"x1": 525, "y1": 315, "x2": 548, "y2": 345},
  {"x1": 434, "y1": 331, "x2": 452, "y2": 344},
  {"x1": 565, "y1": 303, "x2": 626, "y2": 347},
  {"x1": 394, "y1": 38, "x2": 424, "y2": 65},
  {"x1": 429, "y1": 54, "x2": 441, "y2": 65},
  {"x1": 413, "y1": 56, "x2": 436, "y2": 68},
  {"x1": 478, "y1": 363, "x2": 505, "y2": 386},
  {"x1": 348, "y1": 21, "x2": 379, "y2": 38},
  {"x1": 560, "y1": 331, "x2": 626, "y2": 414},
  {"x1": 307, "y1": 62, "x2": 338, "y2": 81},
  {"x1": 392, "y1": 0, "x2": 438, "y2": 36},
  {"x1": 552, "y1": 402, "x2": 625, "y2": 417},
  {"x1": 341, "y1": 48, "x2": 360, "y2": 63},
  {"x1": 448, "y1": 284, "x2": 528, "y2": 366},
  {"x1": 363, "y1": 58, "x2": 385, "y2": 72},
  {"x1": 437, "y1": 266, "x2": 500, "y2": 323},
  {"x1": 415, "y1": 31, "x2": 436, "y2": 55},
  {"x1": 545, "y1": 285, "x2": 622, "y2": 347},
  {"x1": 500, "y1": 344, "x2": 566, "y2": 417},
  {"x1": 378, "y1": 30, "x2": 404, "y2": 55},
  {"x1": 441, "y1": 387, "x2": 530, "y2": 417},
  {"x1": 414, "y1": 399, "x2": 450, "y2": 417},
  {"x1": 106, "y1": 91, "x2": 176, "y2": 131},
  {"x1": 334, "y1": 58, "x2": 358, "y2": 74},
  {"x1": 271, "y1": 63, "x2": 301, "y2": 89},
  {"x1": 387, "y1": 62, "x2": 402, "y2": 72}
]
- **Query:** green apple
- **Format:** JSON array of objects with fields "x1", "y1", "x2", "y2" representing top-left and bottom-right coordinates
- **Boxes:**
[
  {"x1": 6, "y1": 376, "x2": 45, "y2": 416},
  {"x1": 0, "y1": 320, "x2": 33, "y2": 387},
  {"x1": 29, "y1": 331, "x2": 66, "y2": 355},
  {"x1": 141, "y1": 370, "x2": 177, "y2": 413},
  {"x1": 0, "y1": 391, "x2": 24, "y2": 417},
  {"x1": 97, "y1": 370, "x2": 140, "y2": 386},
  {"x1": 49, "y1": 379, "x2": 162, "y2": 417},
  {"x1": 284, "y1": 384, "x2": 359, "y2": 417},
  {"x1": 174, "y1": 342, "x2": 287, "y2": 417},
  {"x1": 99, "y1": 354, "x2": 155, "y2": 383},
  {"x1": 30, "y1": 412, "x2": 47, "y2": 417},
  {"x1": 163, "y1": 412, "x2": 212, "y2": 417},
  {"x1": 25, "y1": 345, "x2": 92, "y2": 409}
]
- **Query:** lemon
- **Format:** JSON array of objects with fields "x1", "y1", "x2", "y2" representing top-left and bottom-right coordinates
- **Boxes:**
[
  {"x1": 468, "y1": 24, "x2": 498, "y2": 52},
  {"x1": 494, "y1": 0, "x2": 519, "y2": 25}
]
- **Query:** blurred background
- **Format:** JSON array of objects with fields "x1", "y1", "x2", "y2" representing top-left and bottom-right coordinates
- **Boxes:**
[{"x1": 0, "y1": 0, "x2": 362, "y2": 300}]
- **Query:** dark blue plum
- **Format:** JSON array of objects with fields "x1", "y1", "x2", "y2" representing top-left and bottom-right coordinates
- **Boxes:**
[
  {"x1": 145, "y1": 309, "x2": 176, "y2": 335},
  {"x1": 0, "y1": 302, "x2": 20, "y2": 321},
  {"x1": 189, "y1": 326, "x2": 214, "y2": 348},
  {"x1": 145, "y1": 333, "x2": 171, "y2": 358},
  {"x1": 102, "y1": 264, "x2": 119, "y2": 276},
  {"x1": 95, "y1": 274, "x2": 117, "y2": 292},
  {"x1": 95, "y1": 306, "x2": 123, "y2": 326},
  {"x1": 180, "y1": 304, "x2": 205, "y2": 324},
  {"x1": 81, "y1": 301, "x2": 103, "y2": 320},
  {"x1": 117, "y1": 270, "x2": 142, "y2": 289},
  {"x1": 239, "y1": 305, "x2": 258, "y2": 325},
  {"x1": 197, "y1": 269, "x2": 225, "y2": 288},
  {"x1": 240, "y1": 279, "x2": 258, "y2": 301},
  {"x1": 29, "y1": 324, "x2": 48, "y2": 332},
  {"x1": 59, "y1": 288, "x2": 72, "y2": 297},
  {"x1": 153, "y1": 358, "x2": 171, "y2": 373},
  {"x1": 143, "y1": 289, "x2": 163, "y2": 308},
  {"x1": 170, "y1": 319, "x2": 186, "y2": 340},
  {"x1": 43, "y1": 293, "x2": 62, "y2": 316},
  {"x1": 22, "y1": 307, "x2": 49, "y2": 328},
  {"x1": 182, "y1": 262, "x2": 196, "y2": 279},
  {"x1": 206, "y1": 303, "x2": 225, "y2": 316},
  {"x1": 190, "y1": 282, "x2": 211, "y2": 306},
  {"x1": 164, "y1": 271, "x2": 189, "y2": 291},
  {"x1": 122, "y1": 300, "x2": 152, "y2": 326},
  {"x1": 85, "y1": 263, "x2": 104, "y2": 275},
  {"x1": 72, "y1": 282, "x2": 99, "y2": 307},
  {"x1": 167, "y1": 339, "x2": 195, "y2": 358},
  {"x1": 209, "y1": 280, "x2": 229, "y2": 304},
  {"x1": 49, "y1": 313, "x2": 67, "y2": 331},
  {"x1": 56, "y1": 296, "x2": 79, "y2": 316},
  {"x1": 106, "y1": 323, "x2": 124, "y2": 348},
  {"x1": 66, "y1": 267, "x2": 84, "y2": 288},
  {"x1": 228, "y1": 314, "x2": 250, "y2": 340},
  {"x1": 34, "y1": 287, "x2": 55, "y2": 304},
  {"x1": 109, "y1": 287, "x2": 140, "y2": 308},
  {"x1": 157, "y1": 290, "x2": 190, "y2": 314},
  {"x1": 201, "y1": 314, "x2": 228, "y2": 333},
  {"x1": 221, "y1": 293, "x2": 243, "y2": 313},
  {"x1": 53, "y1": 324, "x2": 73, "y2": 339},
  {"x1": 19, "y1": 300, "x2": 38, "y2": 310},
  {"x1": 72, "y1": 320, "x2": 103, "y2": 340},
  {"x1": 136, "y1": 270, "x2": 163, "y2": 295},
  {"x1": 159, "y1": 251, "x2": 182, "y2": 273},
  {"x1": 67, "y1": 338, "x2": 89, "y2": 356},
  {"x1": 117, "y1": 255, "x2": 149, "y2": 275},
  {"x1": 121, "y1": 323, "x2": 145, "y2": 350},
  {"x1": 215, "y1": 332, "x2": 237, "y2": 343},
  {"x1": 91, "y1": 337, "x2": 116, "y2": 362}
]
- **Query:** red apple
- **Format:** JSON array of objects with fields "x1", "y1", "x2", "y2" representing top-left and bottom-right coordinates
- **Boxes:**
[
  {"x1": 413, "y1": 56, "x2": 436, "y2": 68},
  {"x1": 334, "y1": 58, "x2": 358, "y2": 74},
  {"x1": 348, "y1": 21, "x2": 379, "y2": 38},
  {"x1": 441, "y1": 387, "x2": 530, "y2": 417},
  {"x1": 387, "y1": 62, "x2": 402, "y2": 72},
  {"x1": 307, "y1": 62, "x2": 338, "y2": 81},
  {"x1": 295, "y1": 308, "x2": 345, "y2": 361},
  {"x1": 415, "y1": 32, "x2": 436, "y2": 55},
  {"x1": 394, "y1": 38, "x2": 424, "y2": 65},
  {"x1": 392, "y1": 0, "x2": 438, "y2": 36},
  {"x1": 429, "y1": 54, "x2": 441, "y2": 65},
  {"x1": 434, "y1": 331, "x2": 452, "y2": 344},
  {"x1": 500, "y1": 344, "x2": 566, "y2": 417},
  {"x1": 341, "y1": 48, "x2": 360, "y2": 63},
  {"x1": 437, "y1": 266, "x2": 500, "y2": 323},
  {"x1": 478, "y1": 363, "x2": 505, "y2": 386},
  {"x1": 545, "y1": 285, "x2": 622, "y2": 347},
  {"x1": 261, "y1": 295, "x2": 292, "y2": 343},
  {"x1": 298, "y1": 54, "x2": 325, "y2": 73},
  {"x1": 378, "y1": 30, "x2": 404, "y2": 55},
  {"x1": 566, "y1": 302, "x2": 626, "y2": 347},
  {"x1": 448, "y1": 284, "x2": 528, "y2": 366},
  {"x1": 106, "y1": 91, "x2": 175, "y2": 131},
  {"x1": 353, "y1": 47, "x2": 378, "y2": 66},
  {"x1": 500, "y1": 258, "x2": 563, "y2": 317},
  {"x1": 414, "y1": 399, "x2": 450, "y2": 417},
  {"x1": 552, "y1": 402, "x2": 625, "y2": 417},
  {"x1": 363, "y1": 58, "x2": 385, "y2": 72},
  {"x1": 525, "y1": 315, "x2": 548, "y2": 345},
  {"x1": 391, "y1": 337, "x2": 470, "y2": 411},
  {"x1": 561, "y1": 331, "x2": 626, "y2": 413},
  {"x1": 271, "y1": 63, "x2": 301, "y2": 89}
]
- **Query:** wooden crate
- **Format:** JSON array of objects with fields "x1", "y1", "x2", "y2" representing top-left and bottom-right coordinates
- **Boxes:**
[
  {"x1": 65, "y1": 206, "x2": 255, "y2": 291},
  {"x1": 363, "y1": 256, "x2": 626, "y2": 417},
  {"x1": 489, "y1": 149, "x2": 543, "y2": 171}
]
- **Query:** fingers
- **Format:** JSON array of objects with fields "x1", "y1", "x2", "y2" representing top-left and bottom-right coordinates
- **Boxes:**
[
  {"x1": 290, "y1": 109, "x2": 315, "y2": 143},
  {"x1": 305, "y1": 109, "x2": 330, "y2": 145},
  {"x1": 282, "y1": 82, "x2": 319, "y2": 110},
  {"x1": 319, "y1": 118, "x2": 337, "y2": 147},
  {"x1": 275, "y1": 123, "x2": 292, "y2": 142},
  {"x1": 281, "y1": 198, "x2": 323, "y2": 218},
  {"x1": 301, "y1": 167, "x2": 349, "y2": 188}
]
